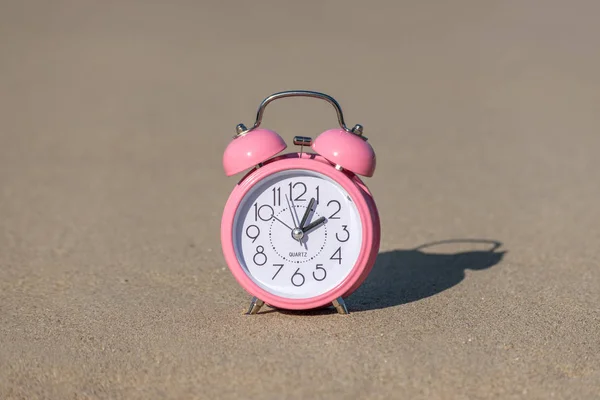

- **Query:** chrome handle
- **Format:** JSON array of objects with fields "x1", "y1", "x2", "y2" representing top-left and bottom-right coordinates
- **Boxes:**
[{"x1": 235, "y1": 90, "x2": 363, "y2": 136}]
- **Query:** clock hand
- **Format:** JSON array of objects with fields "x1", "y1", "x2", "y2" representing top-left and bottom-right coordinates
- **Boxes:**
[
  {"x1": 272, "y1": 215, "x2": 293, "y2": 231},
  {"x1": 299, "y1": 198, "x2": 316, "y2": 229},
  {"x1": 285, "y1": 194, "x2": 304, "y2": 244},
  {"x1": 302, "y1": 216, "x2": 327, "y2": 234},
  {"x1": 285, "y1": 194, "x2": 298, "y2": 229},
  {"x1": 298, "y1": 198, "x2": 316, "y2": 249}
]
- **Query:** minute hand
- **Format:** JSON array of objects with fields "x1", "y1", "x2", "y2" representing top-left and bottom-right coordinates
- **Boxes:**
[
  {"x1": 299, "y1": 198, "x2": 316, "y2": 229},
  {"x1": 301, "y1": 216, "x2": 326, "y2": 234}
]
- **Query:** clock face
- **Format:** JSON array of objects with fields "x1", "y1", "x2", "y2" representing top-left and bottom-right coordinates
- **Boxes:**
[{"x1": 232, "y1": 169, "x2": 363, "y2": 299}]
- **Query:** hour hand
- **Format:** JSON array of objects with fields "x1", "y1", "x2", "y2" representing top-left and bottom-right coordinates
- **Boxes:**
[{"x1": 302, "y1": 216, "x2": 326, "y2": 234}]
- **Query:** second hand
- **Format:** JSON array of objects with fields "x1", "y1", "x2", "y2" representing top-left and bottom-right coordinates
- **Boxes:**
[
  {"x1": 272, "y1": 215, "x2": 293, "y2": 230},
  {"x1": 285, "y1": 194, "x2": 299, "y2": 228}
]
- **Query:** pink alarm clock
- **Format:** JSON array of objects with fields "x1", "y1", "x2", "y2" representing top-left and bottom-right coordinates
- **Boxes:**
[{"x1": 221, "y1": 91, "x2": 380, "y2": 315}]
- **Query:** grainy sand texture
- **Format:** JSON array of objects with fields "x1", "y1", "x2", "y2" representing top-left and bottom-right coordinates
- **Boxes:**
[{"x1": 1, "y1": 1, "x2": 599, "y2": 399}]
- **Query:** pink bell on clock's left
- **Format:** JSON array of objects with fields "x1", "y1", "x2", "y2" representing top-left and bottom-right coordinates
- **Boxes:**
[
  {"x1": 312, "y1": 127, "x2": 376, "y2": 177},
  {"x1": 223, "y1": 125, "x2": 287, "y2": 176}
]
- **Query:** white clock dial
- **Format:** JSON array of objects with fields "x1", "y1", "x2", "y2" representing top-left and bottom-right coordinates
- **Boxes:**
[{"x1": 232, "y1": 169, "x2": 363, "y2": 299}]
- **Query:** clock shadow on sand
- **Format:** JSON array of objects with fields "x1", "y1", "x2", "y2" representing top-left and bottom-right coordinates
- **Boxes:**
[{"x1": 268, "y1": 239, "x2": 505, "y2": 315}]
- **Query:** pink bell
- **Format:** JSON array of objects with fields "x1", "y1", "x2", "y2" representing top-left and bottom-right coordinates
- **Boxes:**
[
  {"x1": 312, "y1": 128, "x2": 376, "y2": 177},
  {"x1": 222, "y1": 127, "x2": 287, "y2": 176}
]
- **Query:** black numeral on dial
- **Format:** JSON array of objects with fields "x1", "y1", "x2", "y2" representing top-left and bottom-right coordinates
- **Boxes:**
[
  {"x1": 288, "y1": 182, "x2": 307, "y2": 202},
  {"x1": 312, "y1": 264, "x2": 327, "y2": 281},
  {"x1": 327, "y1": 200, "x2": 341, "y2": 219},
  {"x1": 246, "y1": 225, "x2": 260, "y2": 243},
  {"x1": 253, "y1": 245, "x2": 267, "y2": 266},
  {"x1": 291, "y1": 268, "x2": 305, "y2": 287},
  {"x1": 272, "y1": 264, "x2": 284, "y2": 280},
  {"x1": 330, "y1": 247, "x2": 342, "y2": 264},
  {"x1": 336, "y1": 225, "x2": 349, "y2": 242},
  {"x1": 272, "y1": 187, "x2": 281, "y2": 206},
  {"x1": 254, "y1": 204, "x2": 274, "y2": 221}
]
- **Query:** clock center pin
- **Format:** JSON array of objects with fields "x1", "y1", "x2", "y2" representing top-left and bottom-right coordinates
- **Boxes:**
[{"x1": 291, "y1": 228, "x2": 304, "y2": 241}]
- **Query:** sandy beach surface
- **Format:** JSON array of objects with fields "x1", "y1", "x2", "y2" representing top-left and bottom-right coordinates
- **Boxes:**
[{"x1": 1, "y1": 1, "x2": 599, "y2": 399}]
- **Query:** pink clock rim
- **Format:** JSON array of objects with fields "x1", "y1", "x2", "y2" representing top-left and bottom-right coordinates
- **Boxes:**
[{"x1": 221, "y1": 156, "x2": 376, "y2": 310}]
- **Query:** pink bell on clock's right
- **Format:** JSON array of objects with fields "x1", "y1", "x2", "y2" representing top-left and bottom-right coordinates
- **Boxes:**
[
  {"x1": 312, "y1": 125, "x2": 376, "y2": 177},
  {"x1": 222, "y1": 125, "x2": 287, "y2": 177}
]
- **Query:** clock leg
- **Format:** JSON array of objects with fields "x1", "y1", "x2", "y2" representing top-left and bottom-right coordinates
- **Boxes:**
[
  {"x1": 332, "y1": 297, "x2": 349, "y2": 315},
  {"x1": 246, "y1": 296, "x2": 265, "y2": 315}
]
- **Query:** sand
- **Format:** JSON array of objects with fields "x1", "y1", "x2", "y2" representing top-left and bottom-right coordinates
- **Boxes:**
[{"x1": 1, "y1": 1, "x2": 599, "y2": 399}]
